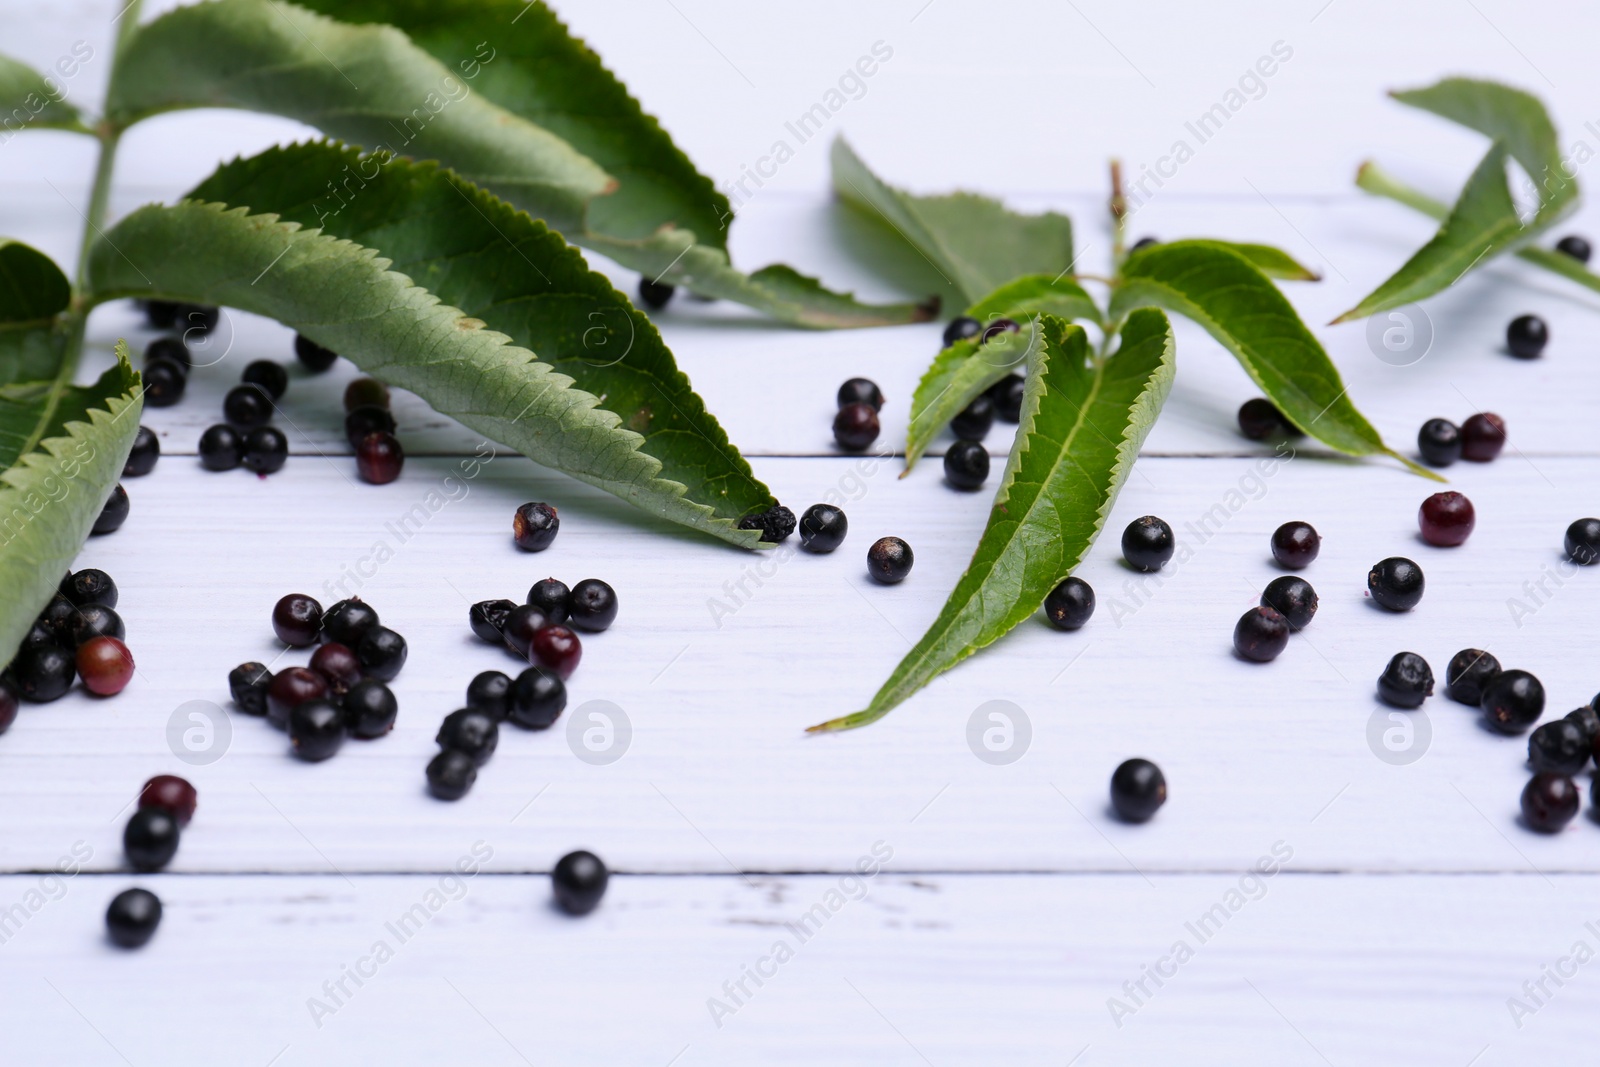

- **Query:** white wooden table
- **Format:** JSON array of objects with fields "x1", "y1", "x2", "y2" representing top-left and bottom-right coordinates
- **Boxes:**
[{"x1": 6, "y1": 2, "x2": 1600, "y2": 1063}]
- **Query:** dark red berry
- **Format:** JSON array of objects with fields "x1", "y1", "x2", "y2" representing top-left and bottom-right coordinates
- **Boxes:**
[
  {"x1": 532, "y1": 625, "x2": 582, "y2": 680},
  {"x1": 1460, "y1": 413, "x2": 1506, "y2": 462},
  {"x1": 837, "y1": 378, "x2": 883, "y2": 411},
  {"x1": 833, "y1": 402, "x2": 880, "y2": 452},
  {"x1": 1521, "y1": 773, "x2": 1579, "y2": 832},
  {"x1": 139, "y1": 775, "x2": 197, "y2": 826},
  {"x1": 356, "y1": 431, "x2": 404, "y2": 484},
  {"x1": 1419, "y1": 492, "x2": 1475, "y2": 547},
  {"x1": 513, "y1": 501, "x2": 559, "y2": 551},
  {"x1": 309, "y1": 642, "x2": 362, "y2": 698},
  {"x1": 77, "y1": 636, "x2": 134, "y2": 696},
  {"x1": 272, "y1": 593, "x2": 323, "y2": 646},
  {"x1": 1270, "y1": 521, "x2": 1319, "y2": 569},
  {"x1": 266, "y1": 667, "x2": 329, "y2": 728},
  {"x1": 1233, "y1": 606, "x2": 1289, "y2": 662}
]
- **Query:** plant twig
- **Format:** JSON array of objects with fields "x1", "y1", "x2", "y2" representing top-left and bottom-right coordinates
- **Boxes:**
[{"x1": 1109, "y1": 159, "x2": 1127, "y2": 267}]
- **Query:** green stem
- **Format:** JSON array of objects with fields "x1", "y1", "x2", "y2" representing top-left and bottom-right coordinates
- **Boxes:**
[
  {"x1": 1357, "y1": 160, "x2": 1600, "y2": 296},
  {"x1": 1109, "y1": 159, "x2": 1128, "y2": 269}
]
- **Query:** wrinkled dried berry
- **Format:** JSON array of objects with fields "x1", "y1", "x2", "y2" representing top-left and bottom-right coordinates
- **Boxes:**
[
  {"x1": 513, "y1": 502, "x2": 559, "y2": 551},
  {"x1": 470, "y1": 599, "x2": 517, "y2": 643},
  {"x1": 737, "y1": 504, "x2": 796, "y2": 544},
  {"x1": 1377, "y1": 651, "x2": 1433, "y2": 708},
  {"x1": 229, "y1": 662, "x2": 273, "y2": 715}
]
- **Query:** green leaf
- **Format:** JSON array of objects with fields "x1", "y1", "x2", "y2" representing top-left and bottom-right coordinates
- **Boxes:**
[
  {"x1": 87, "y1": 195, "x2": 769, "y2": 549},
  {"x1": 831, "y1": 137, "x2": 1075, "y2": 308},
  {"x1": 1210, "y1": 243, "x2": 1320, "y2": 281},
  {"x1": 812, "y1": 310, "x2": 1174, "y2": 732},
  {"x1": 184, "y1": 141, "x2": 772, "y2": 535},
  {"x1": 0, "y1": 53, "x2": 87, "y2": 134},
  {"x1": 1109, "y1": 240, "x2": 1434, "y2": 478},
  {"x1": 1332, "y1": 144, "x2": 1524, "y2": 323},
  {"x1": 964, "y1": 274, "x2": 1102, "y2": 323},
  {"x1": 904, "y1": 323, "x2": 1039, "y2": 471}
]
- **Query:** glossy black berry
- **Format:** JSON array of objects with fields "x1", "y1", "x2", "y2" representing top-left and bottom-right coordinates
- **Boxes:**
[
  {"x1": 1568, "y1": 704, "x2": 1600, "y2": 745},
  {"x1": 228, "y1": 661, "x2": 273, "y2": 716},
  {"x1": 513, "y1": 501, "x2": 559, "y2": 551},
  {"x1": 943, "y1": 440, "x2": 989, "y2": 490},
  {"x1": 426, "y1": 748, "x2": 477, "y2": 800},
  {"x1": 1506, "y1": 314, "x2": 1548, "y2": 359},
  {"x1": 867, "y1": 536, "x2": 913, "y2": 584},
  {"x1": 356, "y1": 432, "x2": 404, "y2": 484},
  {"x1": 62, "y1": 568, "x2": 117, "y2": 608},
  {"x1": 1481, "y1": 669, "x2": 1545, "y2": 734},
  {"x1": 1556, "y1": 234, "x2": 1592, "y2": 263},
  {"x1": 833, "y1": 402, "x2": 880, "y2": 451},
  {"x1": 508, "y1": 665, "x2": 566, "y2": 729},
  {"x1": 1261, "y1": 576, "x2": 1317, "y2": 630},
  {"x1": 1446, "y1": 649, "x2": 1501, "y2": 706},
  {"x1": 344, "y1": 378, "x2": 389, "y2": 412},
  {"x1": 1367, "y1": 557, "x2": 1424, "y2": 611},
  {"x1": 470, "y1": 599, "x2": 517, "y2": 643},
  {"x1": 1376, "y1": 651, "x2": 1433, "y2": 708},
  {"x1": 289, "y1": 699, "x2": 346, "y2": 761},
  {"x1": 988, "y1": 374, "x2": 1025, "y2": 423},
  {"x1": 342, "y1": 678, "x2": 398, "y2": 739},
  {"x1": 950, "y1": 395, "x2": 995, "y2": 441},
  {"x1": 237, "y1": 370, "x2": 287, "y2": 413},
  {"x1": 798, "y1": 504, "x2": 848, "y2": 553},
  {"x1": 1521, "y1": 773, "x2": 1579, "y2": 833},
  {"x1": 1237, "y1": 398, "x2": 1291, "y2": 440},
  {"x1": 198, "y1": 424, "x2": 243, "y2": 471},
  {"x1": 356, "y1": 626, "x2": 408, "y2": 681},
  {"x1": 437, "y1": 708, "x2": 499, "y2": 767},
  {"x1": 124, "y1": 426, "x2": 159, "y2": 477},
  {"x1": 344, "y1": 404, "x2": 397, "y2": 448},
  {"x1": 1270, "y1": 521, "x2": 1319, "y2": 569},
  {"x1": 552, "y1": 850, "x2": 608, "y2": 915},
  {"x1": 12, "y1": 644, "x2": 75, "y2": 702},
  {"x1": 1528, "y1": 719, "x2": 1590, "y2": 776},
  {"x1": 321, "y1": 599, "x2": 379, "y2": 647},
  {"x1": 942, "y1": 316, "x2": 982, "y2": 347},
  {"x1": 105, "y1": 888, "x2": 162, "y2": 948},
  {"x1": 1233, "y1": 606, "x2": 1289, "y2": 663},
  {"x1": 501, "y1": 605, "x2": 550, "y2": 660},
  {"x1": 1110, "y1": 758, "x2": 1166, "y2": 822},
  {"x1": 124, "y1": 806, "x2": 180, "y2": 871},
  {"x1": 92, "y1": 484, "x2": 130, "y2": 535},
  {"x1": 527, "y1": 578, "x2": 571, "y2": 623},
  {"x1": 466, "y1": 670, "x2": 512, "y2": 721},
  {"x1": 1122, "y1": 516, "x2": 1174, "y2": 572},
  {"x1": 66, "y1": 603, "x2": 125, "y2": 647},
  {"x1": 637, "y1": 277, "x2": 675, "y2": 309},
  {"x1": 145, "y1": 336, "x2": 191, "y2": 370},
  {"x1": 1417, "y1": 418, "x2": 1461, "y2": 467},
  {"x1": 981, "y1": 318, "x2": 1020, "y2": 344},
  {"x1": 23, "y1": 618, "x2": 57, "y2": 649},
  {"x1": 38, "y1": 593, "x2": 77, "y2": 640},
  {"x1": 1043, "y1": 576, "x2": 1094, "y2": 630},
  {"x1": 1564, "y1": 518, "x2": 1600, "y2": 565},
  {"x1": 736, "y1": 504, "x2": 797, "y2": 544},
  {"x1": 143, "y1": 299, "x2": 181, "y2": 329},
  {"x1": 294, "y1": 333, "x2": 338, "y2": 372},
  {"x1": 272, "y1": 593, "x2": 323, "y2": 647},
  {"x1": 568, "y1": 579, "x2": 618, "y2": 633},
  {"x1": 837, "y1": 378, "x2": 884, "y2": 411},
  {"x1": 143, "y1": 356, "x2": 187, "y2": 407},
  {"x1": 242, "y1": 426, "x2": 288, "y2": 474}
]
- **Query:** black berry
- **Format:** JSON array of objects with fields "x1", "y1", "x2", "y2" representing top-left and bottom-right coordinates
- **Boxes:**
[
  {"x1": 124, "y1": 806, "x2": 180, "y2": 871},
  {"x1": 942, "y1": 316, "x2": 982, "y2": 347},
  {"x1": 943, "y1": 440, "x2": 989, "y2": 490},
  {"x1": 0, "y1": 677, "x2": 15, "y2": 734},
  {"x1": 798, "y1": 504, "x2": 848, "y2": 553},
  {"x1": 1417, "y1": 418, "x2": 1461, "y2": 467},
  {"x1": 1237, "y1": 398, "x2": 1291, "y2": 440},
  {"x1": 988, "y1": 374, "x2": 1026, "y2": 423},
  {"x1": 1367, "y1": 557, "x2": 1424, "y2": 611},
  {"x1": 321, "y1": 598, "x2": 379, "y2": 647},
  {"x1": 13, "y1": 644, "x2": 75, "y2": 702},
  {"x1": 139, "y1": 775, "x2": 197, "y2": 826},
  {"x1": 242, "y1": 426, "x2": 288, "y2": 473},
  {"x1": 1110, "y1": 758, "x2": 1166, "y2": 822},
  {"x1": 1270, "y1": 521, "x2": 1319, "y2": 569},
  {"x1": 1481, "y1": 669, "x2": 1545, "y2": 734},
  {"x1": 123, "y1": 426, "x2": 159, "y2": 477},
  {"x1": 1460, "y1": 413, "x2": 1506, "y2": 461},
  {"x1": 198, "y1": 424, "x2": 243, "y2": 471},
  {"x1": 1261, "y1": 576, "x2": 1317, "y2": 630},
  {"x1": 142, "y1": 356, "x2": 187, "y2": 407},
  {"x1": 356, "y1": 431, "x2": 404, "y2": 484},
  {"x1": 638, "y1": 277, "x2": 675, "y2": 309},
  {"x1": 344, "y1": 404, "x2": 397, "y2": 448},
  {"x1": 242, "y1": 359, "x2": 288, "y2": 400},
  {"x1": 65, "y1": 603, "x2": 125, "y2": 647},
  {"x1": 1564, "y1": 518, "x2": 1600, "y2": 565},
  {"x1": 1233, "y1": 606, "x2": 1289, "y2": 663},
  {"x1": 1521, "y1": 773, "x2": 1579, "y2": 833},
  {"x1": 38, "y1": 593, "x2": 76, "y2": 639},
  {"x1": 737, "y1": 504, "x2": 796, "y2": 544},
  {"x1": 837, "y1": 378, "x2": 884, "y2": 411},
  {"x1": 513, "y1": 501, "x2": 560, "y2": 551},
  {"x1": 1506, "y1": 314, "x2": 1548, "y2": 359},
  {"x1": 1445, "y1": 649, "x2": 1501, "y2": 706},
  {"x1": 426, "y1": 748, "x2": 477, "y2": 800},
  {"x1": 62, "y1": 568, "x2": 117, "y2": 608},
  {"x1": 92, "y1": 484, "x2": 129, "y2": 535},
  {"x1": 527, "y1": 579, "x2": 571, "y2": 623},
  {"x1": 223, "y1": 383, "x2": 273, "y2": 428},
  {"x1": 344, "y1": 378, "x2": 390, "y2": 412},
  {"x1": 105, "y1": 888, "x2": 162, "y2": 948},
  {"x1": 356, "y1": 626, "x2": 408, "y2": 681},
  {"x1": 1556, "y1": 234, "x2": 1592, "y2": 262},
  {"x1": 508, "y1": 666, "x2": 566, "y2": 729},
  {"x1": 437, "y1": 708, "x2": 499, "y2": 767},
  {"x1": 289, "y1": 699, "x2": 346, "y2": 761},
  {"x1": 1043, "y1": 576, "x2": 1094, "y2": 630},
  {"x1": 1567, "y1": 704, "x2": 1600, "y2": 745},
  {"x1": 867, "y1": 536, "x2": 913, "y2": 584},
  {"x1": 568, "y1": 579, "x2": 618, "y2": 633},
  {"x1": 1122, "y1": 516, "x2": 1174, "y2": 572},
  {"x1": 1377, "y1": 651, "x2": 1433, "y2": 708},
  {"x1": 470, "y1": 599, "x2": 517, "y2": 643},
  {"x1": 145, "y1": 336, "x2": 190, "y2": 370},
  {"x1": 466, "y1": 670, "x2": 512, "y2": 721},
  {"x1": 294, "y1": 333, "x2": 338, "y2": 372},
  {"x1": 143, "y1": 299, "x2": 180, "y2": 329},
  {"x1": 552, "y1": 850, "x2": 608, "y2": 915},
  {"x1": 272, "y1": 593, "x2": 323, "y2": 646},
  {"x1": 981, "y1": 318, "x2": 1020, "y2": 344},
  {"x1": 950, "y1": 395, "x2": 995, "y2": 441},
  {"x1": 833, "y1": 402, "x2": 880, "y2": 451},
  {"x1": 343, "y1": 678, "x2": 398, "y2": 739},
  {"x1": 1528, "y1": 719, "x2": 1591, "y2": 776},
  {"x1": 229, "y1": 661, "x2": 273, "y2": 715},
  {"x1": 501, "y1": 605, "x2": 550, "y2": 660}
]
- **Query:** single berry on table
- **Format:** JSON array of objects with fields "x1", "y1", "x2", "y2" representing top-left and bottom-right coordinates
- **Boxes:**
[
  {"x1": 532, "y1": 625, "x2": 582, "y2": 680},
  {"x1": 92, "y1": 484, "x2": 130, "y2": 535},
  {"x1": 1270, "y1": 521, "x2": 1320, "y2": 569},
  {"x1": 1377, "y1": 652, "x2": 1434, "y2": 708},
  {"x1": 294, "y1": 333, "x2": 338, "y2": 372},
  {"x1": 1233, "y1": 606, "x2": 1289, "y2": 662},
  {"x1": 1261, "y1": 576, "x2": 1317, "y2": 630},
  {"x1": 1528, "y1": 719, "x2": 1591, "y2": 776},
  {"x1": 198, "y1": 424, "x2": 243, "y2": 471},
  {"x1": 736, "y1": 504, "x2": 797, "y2": 544},
  {"x1": 798, "y1": 504, "x2": 848, "y2": 553},
  {"x1": 266, "y1": 666, "x2": 329, "y2": 728},
  {"x1": 356, "y1": 626, "x2": 408, "y2": 681},
  {"x1": 309, "y1": 642, "x2": 362, "y2": 698},
  {"x1": 289, "y1": 699, "x2": 346, "y2": 761},
  {"x1": 124, "y1": 426, "x2": 160, "y2": 477},
  {"x1": 836, "y1": 378, "x2": 884, "y2": 411},
  {"x1": 321, "y1": 598, "x2": 379, "y2": 647},
  {"x1": 124, "y1": 806, "x2": 180, "y2": 871},
  {"x1": 1521, "y1": 773, "x2": 1579, "y2": 833},
  {"x1": 981, "y1": 318, "x2": 1020, "y2": 344},
  {"x1": 344, "y1": 405, "x2": 397, "y2": 448},
  {"x1": 1445, "y1": 649, "x2": 1500, "y2": 706},
  {"x1": 1367, "y1": 557, "x2": 1424, "y2": 611},
  {"x1": 508, "y1": 666, "x2": 567, "y2": 729},
  {"x1": 513, "y1": 501, "x2": 560, "y2": 551},
  {"x1": 1481, "y1": 669, "x2": 1545, "y2": 734},
  {"x1": 867, "y1": 536, "x2": 914, "y2": 584},
  {"x1": 105, "y1": 888, "x2": 162, "y2": 948},
  {"x1": 1418, "y1": 492, "x2": 1475, "y2": 548},
  {"x1": 1110, "y1": 758, "x2": 1167, "y2": 822},
  {"x1": 950, "y1": 395, "x2": 995, "y2": 441},
  {"x1": 140, "y1": 775, "x2": 197, "y2": 826},
  {"x1": 501, "y1": 605, "x2": 550, "y2": 659},
  {"x1": 356, "y1": 431, "x2": 404, "y2": 484},
  {"x1": 942, "y1": 316, "x2": 982, "y2": 347},
  {"x1": 1121, "y1": 515, "x2": 1175, "y2": 572},
  {"x1": 344, "y1": 377, "x2": 390, "y2": 412},
  {"x1": 426, "y1": 748, "x2": 477, "y2": 800},
  {"x1": 77, "y1": 637, "x2": 134, "y2": 696},
  {"x1": 1506, "y1": 314, "x2": 1549, "y2": 359},
  {"x1": 142, "y1": 357, "x2": 187, "y2": 407},
  {"x1": 552, "y1": 850, "x2": 608, "y2": 915},
  {"x1": 1237, "y1": 398, "x2": 1292, "y2": 440},
  {"x1": 943, "y1": 440, "x2": 990, "y2": 490},
  {"x1": 145, "y1": 336, "x2": 191, "y2": 370},
  {"x1": 989, "y1": 374, "x2": 1026, "y2": 423},
  {"x1": 466, "y1": 670, "x2": 512, "y2": 721},
  {"x1": 833, "y1": 402, "x2": 880, "y2": 452},
  {"x1": 272, "y1": 593, "x2": 323, "y2": 646},
  {"x1": 1564, "y1": 518, "x2": 1600, "y2": 565},
  {"x1": 229, "y1": 662, "x2": 273, "y2": 715},
  {"x1": 1417, "y1": 418, "x2": 1461, "y2": 467},
  {"x1": 437, "y1": 708, "x2": 499, "y2": 767},
  {"x1": 1043, "y1": 576, "x2": 1095, "y2": 631},
  {"x1": 13, "y1": 644, "x2": 75, "y2": 702},
  {"x1": 527, "y1": 579, "x2": 572, "y2": 623},
  {"x1": 342, "y1": 679, "x2": 398, "y2": 739},
  {"x1": 1556, "y1": 234, "x2": 1592, "y2": 263},
  {"x1": 637, "y1": 277, "x2": 675, "y2": 310},
  {"x1": 1459, "y1": 412, "x2": 1506, "y2": 462},
  {"x1": 470, "y1": 599, "x2": 518, "y2": 643},
  {"x1": 63, "y1": 568, "x2": 117, "y2": 608},
  {"x1": 567, "y1": 579, "x2": 618, "y2": 633},
  {"x1": 242, "y1": 427, "x2": 288, "y2": 474},
  {"x1": 242, "y1": 360, "x2": 288, "y2": 400}
]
